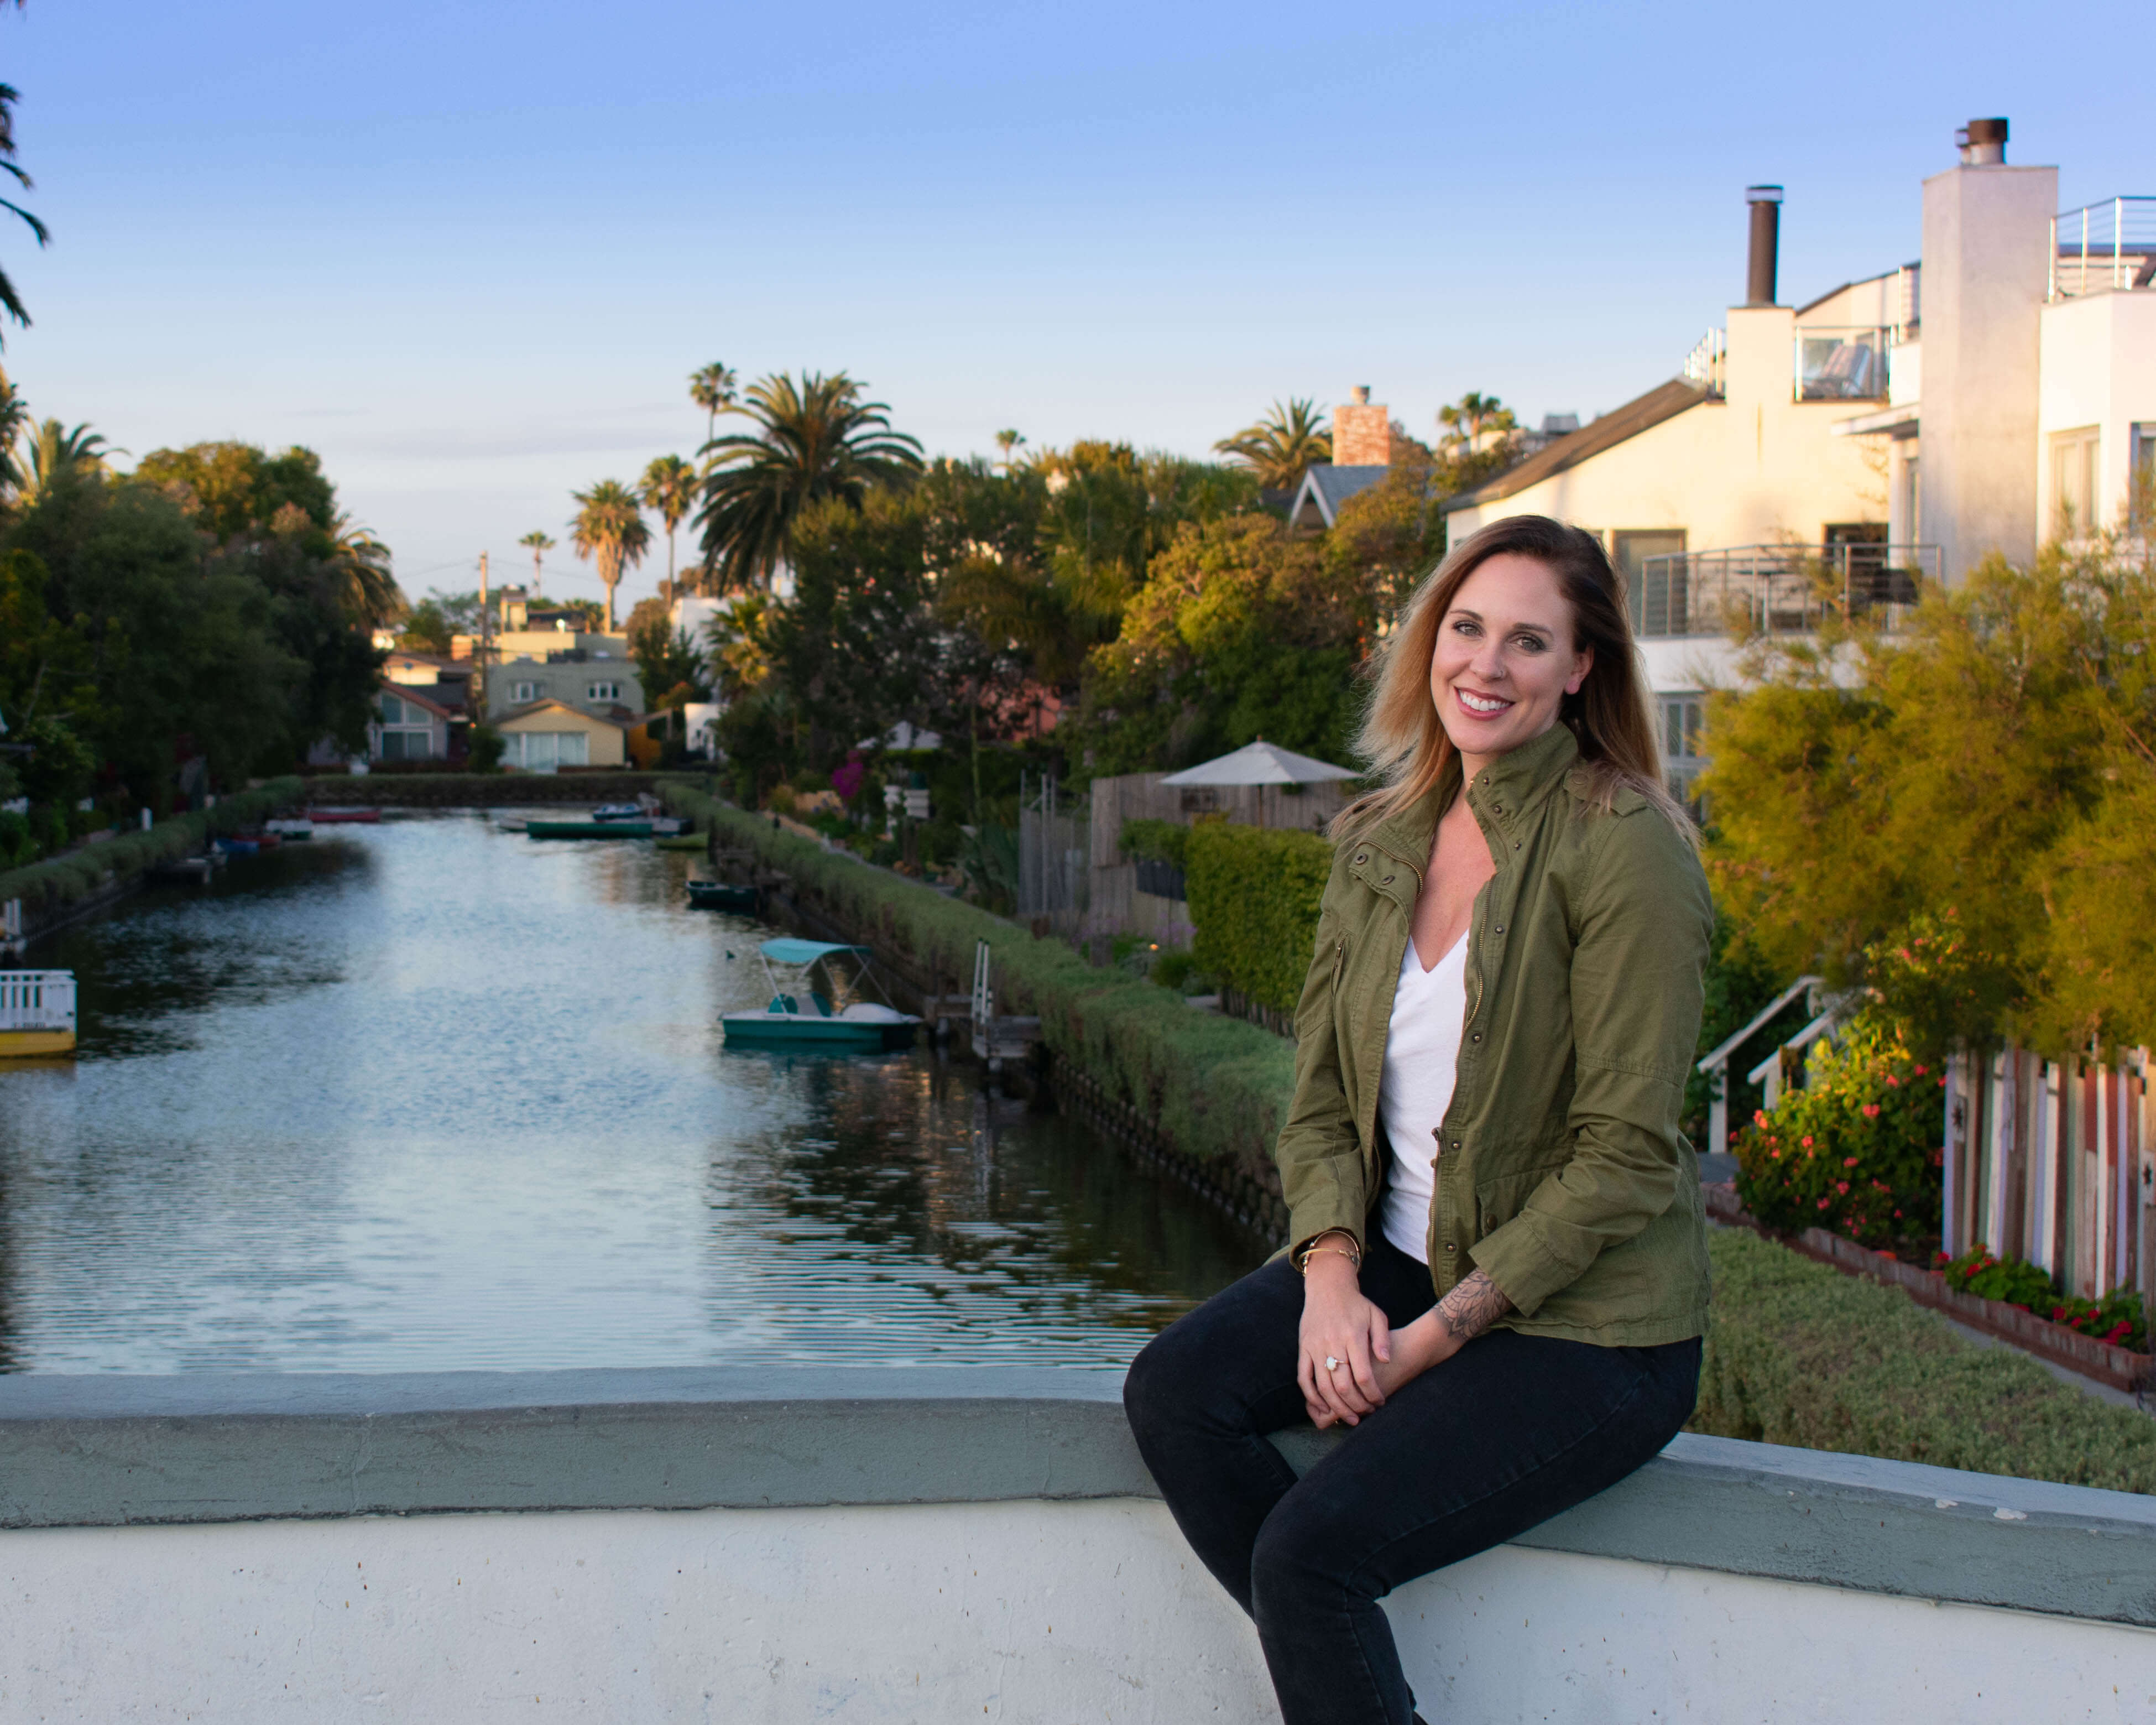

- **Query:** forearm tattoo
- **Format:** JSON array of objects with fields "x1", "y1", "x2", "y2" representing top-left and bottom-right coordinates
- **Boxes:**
[{"x1": 1436, "y1": 1270, "x2": 1512, "y2": 1343}]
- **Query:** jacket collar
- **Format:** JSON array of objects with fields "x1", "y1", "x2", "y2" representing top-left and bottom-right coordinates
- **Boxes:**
[{"x1": 1363, "y1": 723, "x2": 1583, "y2": 874}]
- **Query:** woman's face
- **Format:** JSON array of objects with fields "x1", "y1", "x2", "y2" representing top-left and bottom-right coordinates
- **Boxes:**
[{"x1": 1428, "y1": 552, "x2": 1594, "y2": 770}]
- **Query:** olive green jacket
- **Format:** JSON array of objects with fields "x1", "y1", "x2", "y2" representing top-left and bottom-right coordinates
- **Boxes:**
[{"x1": 1277, "y1": 723, "x2": 1714, "y2": 1346}]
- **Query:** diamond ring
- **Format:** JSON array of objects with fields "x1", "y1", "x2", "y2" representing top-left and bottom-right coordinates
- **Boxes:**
[{"x1": 1324, "y1": 1355, "x2": 1341, "y2": 1371}]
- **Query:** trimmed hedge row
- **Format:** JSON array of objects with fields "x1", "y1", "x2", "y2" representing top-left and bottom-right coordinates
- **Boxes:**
[
  {"x1": 1693, "y1": 1226, "x2": 2156, "y2": 1494},
  {"x1": 1186, "y1": 821, "x2": 1333, "y2": 1015},
  {"x1": 662, "y1": 783, "x2": 1299, "y2": 1193},
  {"x1": 0, "y1": 778, "x2": 305, "y2": 929},
  {"x1": 299, "y1": 772, "x2": 678, "y2": 807}
]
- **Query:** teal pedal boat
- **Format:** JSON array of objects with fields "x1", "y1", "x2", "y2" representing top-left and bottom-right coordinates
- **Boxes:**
[{"x1": 721, "y1": 939, "x2": 921, "y2": 1052}]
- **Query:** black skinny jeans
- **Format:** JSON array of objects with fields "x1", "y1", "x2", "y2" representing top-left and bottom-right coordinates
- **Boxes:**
[{"x1": 1123, "y1": 1237, "x2": 1700, "y2": 1725}]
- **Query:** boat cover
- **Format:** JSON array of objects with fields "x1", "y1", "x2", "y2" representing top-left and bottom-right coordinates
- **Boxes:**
[{"x1": 759, "y1": 938, "x2": 870, "y2": 966}]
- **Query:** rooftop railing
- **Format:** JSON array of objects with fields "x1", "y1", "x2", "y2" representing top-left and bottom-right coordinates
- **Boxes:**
[
  {"x1": 1682, "y1": 327, "x2": 1726, "y2": 396},
  {"x1": 2050, "y1": 197, "x2": 2156, "y2": 299},
  {"x1": 1633, "y1": 543, "x2": 1941, "y2": 638}
]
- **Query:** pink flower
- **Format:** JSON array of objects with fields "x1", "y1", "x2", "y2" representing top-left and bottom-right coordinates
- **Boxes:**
[
  {"x1": 1836, "y1": 1181, "x2": 1850, "y2": 1194},
  {"x1": 1817, "y1": 1197, "x2": 1831, "y2": 1210},
  {"x1": 1861, "y1": 1103, "x2": 1881, "y2": 1118},
  {"x1": 1884, "y1": 1076, "x2": 1899, "y2": 1088},
  {"x1": 1913, "y1": 1065, "x2": 1929, "y2": 1076},
  {"x1": 1843, "y1": 1155, "x2": 1860, "y2": 1167},
  {"x1": 1801, "y1": 1135, "x2": 1814, "y2": 1148}
]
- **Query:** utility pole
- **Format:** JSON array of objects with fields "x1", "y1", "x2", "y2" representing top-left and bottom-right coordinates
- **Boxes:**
[{"x1": 474, "y1": 551, "x2": 491, "y2": 720}]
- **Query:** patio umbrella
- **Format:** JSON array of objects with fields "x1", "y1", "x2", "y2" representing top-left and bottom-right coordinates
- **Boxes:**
[
  {"x1": 1158, "y1": 739, "x2": 1360, "y2": 787},
  {"x1": 1158, "y1": 740, "x2": 1360, "y2": 827}
]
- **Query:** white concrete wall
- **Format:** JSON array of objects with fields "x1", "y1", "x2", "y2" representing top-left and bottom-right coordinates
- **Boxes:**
[
  {"x1": 4, "y1": 1498, "x2": 2152, "y2": 1724},
  {"x1": 2039, "y1": 290, "x2": 2156, "y2": 535},
  {"x1": 1919, "y1": 163, "x2": 2059, "y2": 580}
]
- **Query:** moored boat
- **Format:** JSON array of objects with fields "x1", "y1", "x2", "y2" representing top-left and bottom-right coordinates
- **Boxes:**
[
  {"x1": 0, "y1": 970, "x2": 76, "y2": 1057},
  {"x1": 721, "y1": 939, "x2": 921, "y2": 1051},
  {"x1": 686, "y1": 880, "x2": 759, "y2": 913},
  {"x1": 212, "y1": 836, "x2": 259, "y2": 856},
  {"x1": 310, "y1": 807, "x2": 381, "y2": 824},
  {"x1": 263, "y1": 819, "x2": 315, "y2": 840},
  {"x1": 527, "y1": 817, "x2": 690, "y2": 840}
]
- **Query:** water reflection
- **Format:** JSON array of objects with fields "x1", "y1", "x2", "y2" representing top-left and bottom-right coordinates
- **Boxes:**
[{"x1": 0, "y1": 813, "x2": 1254, "y2": 1372}]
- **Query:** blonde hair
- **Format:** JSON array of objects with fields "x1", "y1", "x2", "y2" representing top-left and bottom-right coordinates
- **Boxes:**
[{"x1": 1335, "y1": 514, "x2": 1690, "y2": 842}]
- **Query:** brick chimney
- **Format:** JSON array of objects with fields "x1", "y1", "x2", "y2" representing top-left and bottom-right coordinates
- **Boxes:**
[{"x1": 1332, "y1": 385, "x2": 1391, "y2": 467}]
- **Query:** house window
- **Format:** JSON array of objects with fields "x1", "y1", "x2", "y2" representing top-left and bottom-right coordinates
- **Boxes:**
[
  {"x1": 1613, "y1": 531, "x2": 1688, "y2": 635},
  {"x1": 1661, "y1": 693, "x2": 1706, "y2": 811},
  {"x1": 511, "y1": 680, "x2": 538, "y2": 703},
  {"x1": 502, "y1": 731, "x2": 589, "y2": 773},
  {"x1": 587, "y1": 681, "x2": 621, "y2": 702},
  {"x1": 2131, "y1": 425, "x2": 2155, "y2": 530},
  {"x1": 2050, "y1": 426, "x2": 2101, "y2": 538},
  {"x1": 374, "y1": 693, "x2": 435, "y2": 761}
]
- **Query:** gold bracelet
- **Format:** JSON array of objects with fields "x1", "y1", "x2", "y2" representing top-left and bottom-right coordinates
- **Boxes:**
[{"x1": 1296, "y1": 1235, "x2": 1362, "y2": 1276}]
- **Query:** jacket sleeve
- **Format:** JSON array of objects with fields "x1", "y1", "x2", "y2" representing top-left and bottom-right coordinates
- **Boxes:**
[
  {"x1": 1469, "y1": 807, "x2": 1711, "y2": 1317},
  {"x1": 1273, "y1": 868, "x2": 1372, "y2": 1257}
]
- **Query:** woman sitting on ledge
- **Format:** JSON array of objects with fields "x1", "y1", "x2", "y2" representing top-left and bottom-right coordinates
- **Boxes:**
[{"x1": 1124, "y1": 514, "x2": 1713, "y2": 1725}]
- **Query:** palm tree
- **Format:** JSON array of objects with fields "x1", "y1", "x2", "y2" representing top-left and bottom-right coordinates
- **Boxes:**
[
  {"x1": 0, "y1": 367, "x2": 30, "y2": 497},
  {"x1": 994, "y1": 429, "x2": 1026, "y2": 471},
  {"x1": 0, "y1": 81, "x2": 48, "y2": 345},
  {"x1": 19, "y1": 418, "x2": 115, "y2": 501},
  {"x1": 638, "y1": 455, "x2": 698, "y2": 606},
  {"x1": 1436, "y1": 392, "x2": 1517, "y2": 454},
  {"x1": 688, "y1": 362, "x2": 738, "y2": 449},
  {"x1": 569, "y1": 480, "x2": 651, "y2": 632},
  {"x1": 518, "y1": 529, "x2": 555, "y2": 597},
  {"x1": 1213, "y1": 399, "x2": 1332, "y2": 492},
  {"x1": 327, "y1": 513, "x2": 404, "y2": 628},
  {"x1": 693, "y1": 371, "x2": 925, "y2": 594}
]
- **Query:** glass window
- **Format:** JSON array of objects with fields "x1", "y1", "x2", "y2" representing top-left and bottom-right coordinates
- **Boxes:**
[
  {"x1": 586, "y1": 682, "x2": 619, "y2": 702},
  {"x1": 379, "y1": 694, "x2": 405, "y2": 725},
  {"x1": 2131, "y1": 425, "x2": 2155, "y2": 531},
  {"x1": 513, "y1": 681, "x2": 537, "y2": 703},
  {"x1": 560, "y1": 731, "x2": 589, "y2": 767},
  {"x1": 1661, "y1": 695, "x2": 1704, "y2": 763},
  {"x1": 1796, "y1": 328, "x2": 1889, "y2": 401},
  {"x1": 2050, "y1": 426, "x2": 2101, "y2": 537}
]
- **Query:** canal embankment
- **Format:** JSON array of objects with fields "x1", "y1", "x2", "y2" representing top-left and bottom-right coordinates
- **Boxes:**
[
  {"x1": 0, "y1": 776, "x2": 303, "y2": 946},
  {"x1": 1, "y1": 1364, "x2": 2150, "y2": 1722},
  {"x1": 296, "y1": 769, "x2": 681, "y2": 808}
]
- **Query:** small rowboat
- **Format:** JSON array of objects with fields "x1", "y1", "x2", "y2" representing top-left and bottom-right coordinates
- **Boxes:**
[
  {"x1": 592, "y1": 803, "x2": 645, "y2": 821},
  {"x1": 686, "y1": 880, "x2": 759, "y2": 913},
  {"x1": 233, "y1": 830, "x2": 283, "y2": 849},
  {"x1": 721, "y1": 939, "x2": 921, "y2": 1052},
  {"x1": 264, "y1": 819, "x2": 315, "y2": 840},
  {"x1": 310, "y1": 807, "x2": 382, "y2": 824},
  {"x1": 212, "y1": 836, "x2": 259, "y2": 856}
]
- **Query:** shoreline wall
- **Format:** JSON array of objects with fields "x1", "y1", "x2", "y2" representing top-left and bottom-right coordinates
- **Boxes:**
[
  {"x1": 2, "y1": 1366, "x2": 2151, "y2": 1722},
  {"x1": 0, "y1": 777, "x2": 303, "y2": 945}
]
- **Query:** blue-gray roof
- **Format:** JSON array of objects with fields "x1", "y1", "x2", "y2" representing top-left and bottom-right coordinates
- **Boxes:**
[{"x1": 1288, "y1": 463, "x2": 1390, "y2": 529}]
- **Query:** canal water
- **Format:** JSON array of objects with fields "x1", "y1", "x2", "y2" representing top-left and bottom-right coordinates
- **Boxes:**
[{"x1": 0, "y1": 813, "x2": 1255, "y2": 1374}]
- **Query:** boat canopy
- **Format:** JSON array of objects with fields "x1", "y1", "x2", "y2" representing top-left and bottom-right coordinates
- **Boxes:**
[{"x1": 759, "y1": 938, "x2": 870, "y2": 966}]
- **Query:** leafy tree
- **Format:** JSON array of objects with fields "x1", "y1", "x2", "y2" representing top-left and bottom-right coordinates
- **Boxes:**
[
  {"x1": 693, "y1": 371, "x2": 925, "y2": 593},
  {"x1": 0, "y1": 367, "x2": 30, "y2": 495},
  {"x1": 638, "y1": 454, "x2": 697, "y2": 604},
  {"x1": 397, "y1": 598, "x2": 454, "y2": 656},
  {"x1": 1213, "y1": 398, "x2": 1332, "y2": 492},
  {"x1": 689, "y1": 361, "x2": 738, "y2": 448},
  {"x1": 517, "y1": 529, "x2": 554, "y2": 596},
  {"x1": 133, "y1": 442, "x2": 337, "y2": 543},
  {"x1": 628, "y1": 613, "x2": 711, "y2": 737},
  {"x1": 1700, "y1": 528, "x2": 2156, "y2": 1055},
  {"x1": 568, "y1": 478, "x2": 650, "y2": 631},
  {"x1": 994, "y1": 429, "x2": 1026, "y2": 470},
  {"x1": 0, "y1": 79, "x2": 48, "y2": 342}
]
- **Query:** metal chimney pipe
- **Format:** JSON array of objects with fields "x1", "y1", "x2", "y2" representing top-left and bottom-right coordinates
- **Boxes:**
[
  {"x1": 1956, "y1": 118, "x2": 2008, "y2": 166},
  {"x1": 1745, "y1": 185, "x2": 1783, "y2": 306}
]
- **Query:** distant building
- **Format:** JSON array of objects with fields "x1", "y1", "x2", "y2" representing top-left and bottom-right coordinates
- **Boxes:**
[
  {"x1": 495, "y1": 699, "x2": 660, "y2": 772},
  {"x1": 368, "y1": 683, "x2": 458, "y2": 763}
]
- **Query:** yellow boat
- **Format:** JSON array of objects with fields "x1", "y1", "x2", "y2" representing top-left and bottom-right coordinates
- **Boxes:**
[{"x1": 1, "y1": 971, "x2": 77, "y2": 1057}]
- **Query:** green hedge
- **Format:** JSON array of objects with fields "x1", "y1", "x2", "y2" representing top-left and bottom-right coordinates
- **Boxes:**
[
  {"x1": 0, "y1": 778, "x2": 304, "y2": 925},
  {"x1": 662, "y1": 783, "x2": 1298, "y2": 1190},
  {"x1": 1186, "y1": 821, "x2": 1333, "y2": 1015},
  {"x1": 1118, "y1": 818, "x2": 1188, "y2": 868},
  {"x1": 1694, "y1": 1227, "x2": 2156, "y2": 1493}
]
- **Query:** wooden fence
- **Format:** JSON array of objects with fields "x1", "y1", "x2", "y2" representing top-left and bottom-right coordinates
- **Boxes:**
[{"x1": 1944, "y1": 1047, "x2": 2156, "y2": 1306}]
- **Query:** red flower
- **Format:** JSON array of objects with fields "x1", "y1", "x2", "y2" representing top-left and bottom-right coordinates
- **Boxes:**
[
  {"x1": 1914, "y1": 1065, "x2": 1929, "y2": 1076},
  {"x1": 1801, "y1": 1135, "x2": 1814, "y2": 1148},
  {"x1": 1836, "y1": 1181, "x2": 1850, "y2": 1194},
  {"x1": 1844, "y1": 1155, "x2": 1860, "y2": 1167},
  {"x1": 1861, "y1": 1104, "x2": 1881, "y2": 1118},
  {"x1": 1884, "y1": 1076, "x2": 1899, "y2": 1088},
  {"x1": 1817, "y1": 1197, "x2": 1831, "y2": 1210}
]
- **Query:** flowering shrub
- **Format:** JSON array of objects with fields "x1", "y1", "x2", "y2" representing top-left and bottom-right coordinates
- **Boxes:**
[
  {"x1": 1731, "y1": 1013, "x2": 1945, "y2": 1248},
  {"x1": 1934, "y1": 1245, "x2": 2150, "y2": 1352}
]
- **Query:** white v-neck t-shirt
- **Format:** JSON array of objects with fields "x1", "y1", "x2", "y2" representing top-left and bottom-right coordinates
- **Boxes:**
[{"x1": 1377, "y1": 929, "x2": 1470, "y2": 1263}]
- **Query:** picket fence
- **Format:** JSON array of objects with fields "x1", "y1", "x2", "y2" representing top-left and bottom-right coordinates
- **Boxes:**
[{"x1": 1943, "y1": 1047, "x2": 2156, "y2": 1307}]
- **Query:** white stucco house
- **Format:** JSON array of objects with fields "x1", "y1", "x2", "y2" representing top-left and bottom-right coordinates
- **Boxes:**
[{"x1": 1441, "y1": 118, "x2": 2154, "y2": 801}]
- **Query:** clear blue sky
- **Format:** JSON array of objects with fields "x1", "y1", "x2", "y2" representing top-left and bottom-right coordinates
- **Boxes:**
[{"x1": 3, "y1": 0, "x2": 2145, "y2": 613}]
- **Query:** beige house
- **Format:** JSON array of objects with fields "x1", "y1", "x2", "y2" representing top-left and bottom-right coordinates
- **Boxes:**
[
  {"x1": 1442, "y1": 118, "x2": 2156, "y2": 798},
  {"x1": 496, "y1": 699, "x2": 656, "y2": 773}
]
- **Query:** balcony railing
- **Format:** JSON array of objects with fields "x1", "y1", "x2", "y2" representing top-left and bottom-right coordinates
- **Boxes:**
[
  {"x1": 1632, "y1": 543, "x2": 1941, "y2": 638},
  {"x1": 1795, "y1": 327, "x2": 1889, "y2": 401},
  {"x1": 2050, "y1": 197, "x2": 2156, "y2": 299},
  {"x1": 1682, "y1": 327, "x2": 1726, "y2": 396}
]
